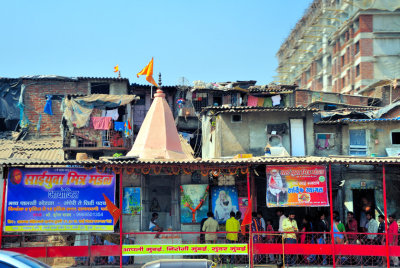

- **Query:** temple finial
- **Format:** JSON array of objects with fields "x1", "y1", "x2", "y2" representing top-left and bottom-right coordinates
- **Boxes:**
[{"x1": 158, "y1": 73, "x2": 162, "y2": 87}]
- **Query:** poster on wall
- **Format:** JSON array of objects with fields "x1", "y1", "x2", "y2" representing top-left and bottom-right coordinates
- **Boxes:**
[
  {"x1": 5, "y1": 168, "x2": 116, "y2": 232},
  {"x1": 123, "y1": 187, "x2": 141, "y2": 215},
  {"x1": 266, "y1": 165, "x2": 329, "y2": 208},
  {"x1": 238, "y1": 197, "x2": 248, "y2": 220},
  {"x1": 211, "y1": 186, "x2": 239, "y2": 224},
  {"x1": 180, "y1": 184, "x2": 209, "y2": 223}
]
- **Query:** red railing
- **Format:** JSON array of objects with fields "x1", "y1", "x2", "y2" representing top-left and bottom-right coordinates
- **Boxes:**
[{"x1": 2, "y1": 231, "x2": 400, "y2": 267}]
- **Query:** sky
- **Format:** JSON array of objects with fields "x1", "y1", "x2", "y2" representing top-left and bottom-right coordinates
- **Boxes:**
[{"x1": 0, "y1": 0, "x2": 312, "y2": 86}]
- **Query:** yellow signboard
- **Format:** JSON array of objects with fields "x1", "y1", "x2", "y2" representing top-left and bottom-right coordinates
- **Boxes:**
[{"x1": 122, "y1": 244, "x2": 248, "y2": 256}]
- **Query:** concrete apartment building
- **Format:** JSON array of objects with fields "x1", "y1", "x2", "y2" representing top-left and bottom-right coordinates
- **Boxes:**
[{"x1": 276, "y1": 0, "x2": 400, "y2": 96}]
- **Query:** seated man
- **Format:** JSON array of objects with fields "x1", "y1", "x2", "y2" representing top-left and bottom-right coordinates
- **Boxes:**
[{"x1": 149, "y1": 212, "x2": 163, "y2": 238}]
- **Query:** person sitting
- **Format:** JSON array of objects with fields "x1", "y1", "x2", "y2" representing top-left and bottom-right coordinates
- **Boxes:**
[{"x1": 149, "y1": 212, "x2": 163, "y2": 238}]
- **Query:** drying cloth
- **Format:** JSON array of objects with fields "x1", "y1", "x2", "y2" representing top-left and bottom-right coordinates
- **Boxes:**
[
  {"x1": 124, "y1": 120, "x2": 132, "y2": 137},
  {"x1": 263, "y1": 97, "x2": 273, "y2": 107},
  {"x1": 91, "y1": 117, "x2": 112, "y2": 130},
  {"x1": 114, "y1": 121, "x2": 125, "y2": 132},
  {"x1": 257, "y1": 97, "x2": 265, "y2": 107},
  {"x1": 62, "y1": 94, "x2": 137, "y2": 131},
  {"x1": 106, "y1": 109, "x2": 119, "y2": 120},
  {"x1": 271, "y1": 95, "x2": 281, "y2": 106},
  {"x1": 44, "y1": 95, "x2": 53, "y2": 115},
  {"x1": 247, "y1": 95, "x2": 258, "y2": 107}
]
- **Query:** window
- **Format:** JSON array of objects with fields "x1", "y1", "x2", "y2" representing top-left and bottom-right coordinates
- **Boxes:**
[
  {"x1": 349, "y1": 129, "x2": 367, "y2": 156},
  {"x1": 354, "y1": 18, "x2": 360, "y2": 32},
  {"x1": 355, "y1": 41, "x2": 360, "y2": 55},
  {"x1": 213, "y1": 96, "x2": 222, "y2": 106},
  {"x1": 91, "y1": 82, "x2": 110, "y2": 94},
  {"x1": 0, "y1": 262, "x2": 16, "y2": 268},
  {"x1": 192, "y1": 93, "x2": 208, "y2": 112},
  {"x1": 13, "y1": 255, "x2": 50, "y2": 268},
  {"x1": 316, "y1": 133, "x2": 335, "y2": 149},
  {"x1": 231, "y1": 114, "x2": 242, "y2": 123},
  {"x1": 341, "y1": 55, "x2": 345, "y2": 67},
  {"x1": 392, "y1": 131, "x2": 400, "y2": 145},
  {"x1": 356, "y1": 64, "x2": 360, "y2": 77}
]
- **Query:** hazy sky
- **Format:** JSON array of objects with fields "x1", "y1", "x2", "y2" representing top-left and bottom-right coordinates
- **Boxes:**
[{"x1": 0, "y1": 0, "x2": 312, "y2": 86}]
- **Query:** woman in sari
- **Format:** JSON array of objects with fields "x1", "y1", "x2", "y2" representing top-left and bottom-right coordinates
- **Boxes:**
[{"x1": 333, "y1": 217, "x2": 347, "y2": 264}]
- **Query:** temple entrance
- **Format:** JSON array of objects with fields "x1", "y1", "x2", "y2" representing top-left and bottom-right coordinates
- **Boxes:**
[
  {"x1": 352, "y1": 189, "x2": 375, "y2": 232},
  {"x1": 142, "y1": 175, "x2": 180, "y2": 231}
]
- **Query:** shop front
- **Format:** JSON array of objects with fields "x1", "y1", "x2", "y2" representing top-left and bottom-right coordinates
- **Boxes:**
[{"x1": 1, "y1": 158, "x2": 400, "y2": 267}]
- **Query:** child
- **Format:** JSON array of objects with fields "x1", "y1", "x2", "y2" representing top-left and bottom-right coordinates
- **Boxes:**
[
  {"x1": 266, "y1": 219, "x2": 275, "y2": 263},
  {"x1": 149, "y1": 213, "x2": 163, "y2": 238}
]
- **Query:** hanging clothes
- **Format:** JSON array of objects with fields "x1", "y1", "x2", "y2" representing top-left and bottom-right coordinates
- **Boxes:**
[
  {"x1": 271, "y1": 95, "x2": 281, "y2": 106},
  {"x1": 44, "y1": 95, "x2": 53, "y2": 115},
  {"x1": 257, "y1": 97, "x2": 265, "y2": 107},
  {"x1": 105, "y1": 108, "x2": 119, "y2": 120},
  {"x1": 91, "y1": 117, "x2": 112, "y2": 130},
  {"x1": 114, "y1": 121, "x2": 125, "y2": 132},
  {"x1": 247, "y1": 95, "x2": 258, "y2": 107},
  {"x1": 263, "y1": 97, "x2": 273, "y2": 107},
  {"x1": 124, "y1": 120, "x2": 132, "y2": 137}
]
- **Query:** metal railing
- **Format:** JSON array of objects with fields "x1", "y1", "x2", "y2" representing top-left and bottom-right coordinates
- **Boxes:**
[{"x1": 1, "y1": 231, "x2": 400, "y2": 267}]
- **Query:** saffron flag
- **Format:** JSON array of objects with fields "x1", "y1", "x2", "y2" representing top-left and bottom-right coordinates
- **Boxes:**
[
  {"x1": 241, "y1": 197, "x2": 252, "y2": 235},
  {"x1": 103, "y1": 193, "x2": 121, "y2": 225},
  {"x1": 114, "y1": 65, "x2": 119, "y2": 73},
  {"x1": 137, "y1": 57, "x2": 158, "y2": 87}
]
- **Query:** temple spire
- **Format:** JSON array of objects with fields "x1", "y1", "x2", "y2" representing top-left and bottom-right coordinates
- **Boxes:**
[{"x1": 127, "y1": 84, "x2": 191, "y2": 160}]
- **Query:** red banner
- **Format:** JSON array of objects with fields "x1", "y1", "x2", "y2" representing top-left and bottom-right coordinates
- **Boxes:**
[{"x1": 266, "y1": 165, "x2": 329, "y2": 207}]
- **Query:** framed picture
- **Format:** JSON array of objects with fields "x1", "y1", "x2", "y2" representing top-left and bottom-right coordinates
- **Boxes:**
[
  {"x1": 123, "y1": 187, "x2": 141, "y2": 215},
  {"x1": 180, "y1": 184, "x2": 209, "y2": 223},
  {"x1": 211, "y1": 186, "x2": 239, "y2": 224}
]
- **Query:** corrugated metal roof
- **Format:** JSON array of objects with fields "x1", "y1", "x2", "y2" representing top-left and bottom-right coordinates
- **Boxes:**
[
  {"x1": 0, "y1": 138, "x2": 64, "y2": 161},
  {"x1": 341, "y1": 118, "x2": 400, "y2": 123},
  {"x1": 202, "y1": 106, "x2": 319, "y2": 114},
  {"x1": 77, "y1": 77, "x2": 129, "y2": 82},
  {"x1": 249, "y1": 85, "x2": 297, "y2": 93},
  {"x1": 2, "y1": 156, "x2": 400, "y2": 167},
  {"x1": 316, "y1": 118, "x2": 400, "y2": 125},
  {"x1": 0, "y1": 76, "x2": 129, "y2": 83}
]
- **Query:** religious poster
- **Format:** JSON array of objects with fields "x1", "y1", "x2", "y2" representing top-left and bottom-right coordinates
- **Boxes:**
[
  {"x1": 180, "y1": 184, "x2": 209, "y2": 223},
  {"x1": 5, "y1": 168, "x2": 116, "y2": 232},
  {"x1": 123, "y1": 187, "x2": 141, "y2": 215},
  {"x1": 266, "y1": 165, "x2": 329, "y2": 208},
  {"x1": 211, "y1": 186, "x2": 239, "y2": 224},
  {"x1": 238, "y1": 197, "x2": 248, "y2": 219}
]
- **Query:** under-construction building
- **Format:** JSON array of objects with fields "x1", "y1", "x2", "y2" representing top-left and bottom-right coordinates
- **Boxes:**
[{"x1": 276, "y1": 0, "x2": 400, "y2": 96}]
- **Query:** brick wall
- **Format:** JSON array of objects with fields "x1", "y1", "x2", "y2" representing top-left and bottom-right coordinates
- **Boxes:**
[
  {"x1": 295, "y1": 90, "x2": 369, "y2": 107},
  {"x1": 360, "y1": 38, "x2": 373, "y2": 57},
  {"x1": 359, "y1": 15, "x2": 373, "y2": 33},
  {"x1": 23, "y1": 80, "x2": 89, "y2": 136},
  {"x1": 295, "y1": 91, "x2": 311, "y2": 107},
  {"x1": 382, "y1": 106, "x2": 400, "y2": 119},
  {"x1": 343, "y1": 95, "x2": 369, "y2": 106},
  {"x1": 360, "y1": 62, "x2": 374, "y2": 79}
]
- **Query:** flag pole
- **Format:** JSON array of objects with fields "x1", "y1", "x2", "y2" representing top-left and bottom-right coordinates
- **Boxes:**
[{"x1": 247, "y1": 167, "x2": 253, "y2": 268}]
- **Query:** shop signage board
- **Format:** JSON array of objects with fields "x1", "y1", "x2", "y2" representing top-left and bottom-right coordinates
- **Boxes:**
[
  {"x1": 266, "y1": 165, "x2": 329, "y2": 207},
  {"x1": 122, "y1": 244, "x2": 248, "y2": 255},
  {"x1": 5, "y1": 168, "x2": 115, "y2": 232}
]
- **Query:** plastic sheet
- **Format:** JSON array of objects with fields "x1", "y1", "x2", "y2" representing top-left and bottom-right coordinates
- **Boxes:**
[
  {"x1": 0, "y1": 81, "x2": 21, "y2": 121},
  {"x1": 354, "y1": 0, "x2": 400, "y2": 12}
]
